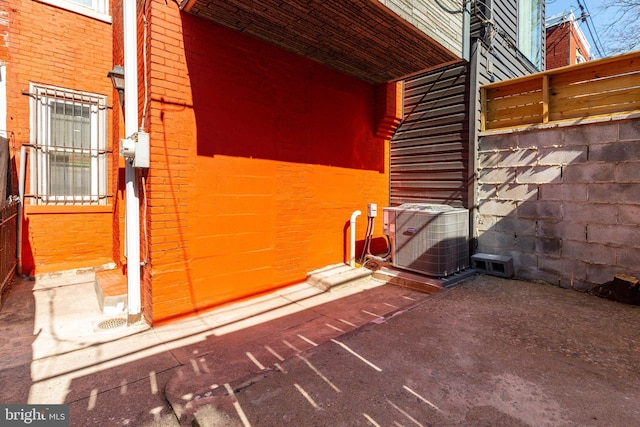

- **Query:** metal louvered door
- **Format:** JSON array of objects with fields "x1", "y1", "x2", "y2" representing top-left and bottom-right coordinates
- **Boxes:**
[{"x1": 390, "y1": 63, "x2": 470, "y2": 209}]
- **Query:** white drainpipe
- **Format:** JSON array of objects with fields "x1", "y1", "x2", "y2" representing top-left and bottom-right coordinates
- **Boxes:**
[
  {"x1": 350, "y1": 210, "x2": 361, "y2": 267},
  {"x1": 124, "y1": 0, "x2": 141, "y2": 324},
  {"x1": 18, "y1": 145, "x2": 26, "y2": 274}
]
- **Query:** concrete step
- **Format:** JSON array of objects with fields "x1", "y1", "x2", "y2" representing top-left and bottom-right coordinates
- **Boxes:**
[
  {"x1": 306, "y1": 263, "x2": 373, "y2": 291},
  {"x1": 373, "y1": 266, "x2": 475, "y2": 293},
  {"x1": 94, "y1": 269, "x2": 127, "y2": 315}
]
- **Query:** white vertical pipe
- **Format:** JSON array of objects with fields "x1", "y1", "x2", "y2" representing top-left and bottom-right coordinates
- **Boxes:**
[
  {"x1": 18, "y1": 146, "x2": 26, "y2": 274},
  {"x1": 124, "y1": 0, "x2": 141, "y2": 323},
  {"x1": 350, "y1": 210, "x2": 361, "y2": 267}
]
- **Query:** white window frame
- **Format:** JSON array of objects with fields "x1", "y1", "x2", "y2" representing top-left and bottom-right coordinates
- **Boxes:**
[
  {"x1": 29, "y1": 84, "x2": 108, "y2": 205},
  {"x1": 34, "y1": 0, "x2": 111, "y2": 23}
]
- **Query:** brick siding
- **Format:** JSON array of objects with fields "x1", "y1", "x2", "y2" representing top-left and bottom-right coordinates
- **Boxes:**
[
  {"x1": 143, "y1": 1, "x2": 397, "y2": 324},
  {"x1": 4, "y1": 0, "x2": 115, "y2": 274}
]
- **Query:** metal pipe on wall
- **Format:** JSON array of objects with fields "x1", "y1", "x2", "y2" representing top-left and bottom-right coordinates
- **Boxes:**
[
  {"x1": 124, "y1": 0, "x2": 142, "y2": 325},
  {"x1": 350, "y1": 210, "x2": 361, "y2": 267}
]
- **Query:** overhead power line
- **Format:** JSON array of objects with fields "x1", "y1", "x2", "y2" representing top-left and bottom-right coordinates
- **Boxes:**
[{"x1": 576, "y1": 0, "x2": 606, "y2": 57}]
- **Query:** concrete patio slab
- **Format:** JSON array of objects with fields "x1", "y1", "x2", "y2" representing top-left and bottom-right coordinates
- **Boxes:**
[{"x1": 2, "y1": 269, "x2": 638, "y2": 426}]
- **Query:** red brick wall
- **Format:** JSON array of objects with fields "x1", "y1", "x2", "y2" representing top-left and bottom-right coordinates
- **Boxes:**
[
  {"x1": 4, "y1": 0, "x2": 115, "y2": 274},
  {"x1": 569, "y1": 25, "x2": 589, "y2": 64},
  {"x1": 145, "y1": 1, "x2": 396, "y2": 324},
  {"x1": 546, "y1": 24, "x2": 570, "y2": 70},
  {"x1": 546, "y1": 22, "x2": 590, "y2": 70}
]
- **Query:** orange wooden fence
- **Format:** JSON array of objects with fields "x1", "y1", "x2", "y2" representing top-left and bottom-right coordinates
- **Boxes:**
[{"x1": 481, "y1": 50, "x2": 640, "y2": 131}]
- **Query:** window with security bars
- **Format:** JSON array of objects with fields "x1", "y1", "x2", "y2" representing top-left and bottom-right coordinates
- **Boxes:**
[{"x1": 29, "y1": 85, "x2": 109, "y2": 205}]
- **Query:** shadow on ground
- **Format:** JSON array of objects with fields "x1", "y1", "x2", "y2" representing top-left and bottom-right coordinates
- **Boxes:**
[
  {"x1": 0, "y1": 277, "x2": 37, "y2": 403},
  {"x1": 2, "y1": 274, "x2": 639, "y2": 426}
]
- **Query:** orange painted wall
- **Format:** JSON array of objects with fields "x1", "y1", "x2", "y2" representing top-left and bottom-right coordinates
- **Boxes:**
[
  {"x1": 4, "y1": 0, "x2": 116, "y2": 274},
  {"x1": 144, "y1": 1, "x2": 394, "y2": 324}
]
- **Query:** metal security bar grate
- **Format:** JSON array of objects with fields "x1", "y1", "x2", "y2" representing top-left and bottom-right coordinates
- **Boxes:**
[
  {"x1": 0, "y1": 200, "x2": 17, "y2": 296},
  {"x1": 24, "y1": 85, "x2": 111, "y2": 205}
]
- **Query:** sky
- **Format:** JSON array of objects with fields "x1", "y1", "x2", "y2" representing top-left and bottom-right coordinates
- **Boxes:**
[{"x1": 545, "y1": 0, "x2": 621, "y2": 58}]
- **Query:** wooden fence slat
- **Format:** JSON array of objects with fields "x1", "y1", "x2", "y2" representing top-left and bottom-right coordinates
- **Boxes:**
[
  {"x1": 551, "y1": 73, "x2": 640, "y2": 99},
  {"x1": 551, "y1": 90, "x2": 640, "y2": 113},
  {"x1": 485, "y1": 114, "x2": 543, "y2": 130},
  {"x1": 486, "y1": 103, "x2": 542, "y2": 123},
  {"x1": 481, "y1": 51, "x2": 640, "y2": 131},
  {"x1": 485, "y1": 90, "x2": 543, "y2": 111},
  {"x1": 485, "y1": 78, "x2": 542, "y2": 99},
  {"x1": 549, "y1": 58, "x2": 640, "y2": 87},
  {"x1": 550, "y1": 102, "x2": 640, "y2": 122}
]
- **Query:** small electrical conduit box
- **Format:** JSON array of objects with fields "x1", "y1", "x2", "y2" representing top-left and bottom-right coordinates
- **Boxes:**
[
  {"x1": 368, "y1": 203, "x2": 377, "y2": 218},
  {"x1": 120, "y1": 130, "x2": 150, "y2": 168}
]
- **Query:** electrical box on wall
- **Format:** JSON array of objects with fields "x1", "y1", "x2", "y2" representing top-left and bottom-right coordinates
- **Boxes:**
[
  {"x1": 134, "y1": 131, "x2": 149, "y2": 168},
  {"x1": 368, "y1": 203, "x2": 377, "y2": 217},
  {"x1": 119, "y1": 131, "x2": 150, "y2": 168}
]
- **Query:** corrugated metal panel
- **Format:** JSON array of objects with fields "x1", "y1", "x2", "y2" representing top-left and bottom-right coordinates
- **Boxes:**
[
  {"x1": 390, "y1": 0, "x2": 544, "y2": 209},
  {"x1": 391, "y1": 62, "x2": 470, "y2": 208}
]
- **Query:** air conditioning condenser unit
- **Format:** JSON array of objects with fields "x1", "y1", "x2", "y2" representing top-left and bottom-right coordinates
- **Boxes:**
[{"x1": 382, "y1": 203, "x2": 469, "y2": 277}]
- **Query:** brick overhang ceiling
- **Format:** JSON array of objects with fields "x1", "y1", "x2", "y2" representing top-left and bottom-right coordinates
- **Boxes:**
[{"x1": 180, "y1": 0, "x2": 461, "y2": 84}]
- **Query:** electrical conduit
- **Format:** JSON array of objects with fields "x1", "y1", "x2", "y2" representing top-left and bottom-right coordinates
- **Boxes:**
[
  {"x1": 350, "y1": 210, "x2": 361, "y2": 267},
  {"x1": 124, "y1": 0, "x2": 142, "y2": 324}
]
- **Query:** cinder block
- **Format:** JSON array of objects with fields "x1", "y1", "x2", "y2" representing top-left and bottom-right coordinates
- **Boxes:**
[
  {"x1": 478, "y1": 167, "x2": 516, "y2": 185},
  {"x1": 518, "y1": 128, "x2": 563, "y2": 148},
  {"x1": 538, "y1": 146, "x2": 587, "y2": 165},
  {"x1": 562, "y1": 241, "x2": 616, "y2": 265},
  {"x1": 514, "y1": 235, "x2": 536, "y2": 252},
  {"x1": 590, "y1": 141, "x2": 640, "y2": 163},
  {"x1": 615, "y1": 161, "x2": 640, "y2": 183},
  {"x1": 539, "y1": 183, "x2": 587, "y2": 201},
  {"x1": 478, "y1": 229, "x2": 516, "y2": 250},
  {"x1": 471, "y1": 253, "x2": 514, "y2": 278},
  {"x1": 517, "y1": 201, "x2": 562, "y2": 219},
  {"x1": 564, "y1": 123, "x2": 618, "y2": 146},
  {"x1": 563, "y1": 163, "x2": 614, "y2": 184},
  {"x1": 477, "y1": 184, "x2": 498, "y2": 200},
  {"x1": 495, "y1": 217, "x2": 536, "y2": 236},
  {"x1": 589, "y1": 183, "x2": 640, "y2": 203},
  {"x1": 478, "y1": 199, "x2": 517, "y2": 217},
  {"x1": 480, "y1": 149, "x2": 537, "y2": 168},
  {"x1": 534, "y1": 237, "x2": 562, "y2": 255},
  {"x1": 498, "y1": 184, "x2": 538, "y2": 201},
  {"x1": 618, "y1": 119, "x2": 640, "y2": 141},
  {"x1": 516, "y1": 166, "x2": 562, "y2": 184},
  {"x1": 479, "y1": 134, "x2": 516, "y2": 151},
  {"x1": 563, "y1": 202, "x2": 615, "y2": 223},
  {"x1": 618, "y1": 204, "x2": 640, "y2": 226}
]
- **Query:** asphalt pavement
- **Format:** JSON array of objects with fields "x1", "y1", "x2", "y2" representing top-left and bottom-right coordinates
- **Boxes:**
[{"x1": 1, "y1": 269, "x2": 638, "y2": 426}]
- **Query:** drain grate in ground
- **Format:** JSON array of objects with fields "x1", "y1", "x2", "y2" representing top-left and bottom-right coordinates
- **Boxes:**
[{"x1": 97, "y1": 317, "x2": 127, "y2": 330}]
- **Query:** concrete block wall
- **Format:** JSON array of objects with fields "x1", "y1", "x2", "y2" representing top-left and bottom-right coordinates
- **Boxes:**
[{"x1": 477, "y1": 118, "x2": 640, "y2": 290}]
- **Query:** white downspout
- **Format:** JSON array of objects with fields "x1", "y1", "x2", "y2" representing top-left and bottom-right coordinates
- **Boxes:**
[
  {"x1": 18, "y1": 146, "x2": 26, "y2": 274},
  {"x1": 124, "y1": 0, "x2": 141, "y2": 324},
  {"x1": 349, "y1": 210, "x2": 361, "y2": 267}
]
